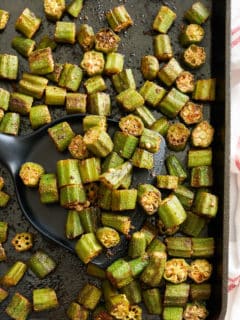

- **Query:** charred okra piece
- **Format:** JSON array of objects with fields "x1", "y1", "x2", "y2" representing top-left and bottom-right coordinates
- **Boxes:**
[
  {"x1": 28, "y1": 250, "x2": 56, "y2": 279},
  {"x1": 191, "y1": 120, "x2": 214, "y2": 147},
  {"x1": 173, "y1": 185, "x2": 194, "y2": 210},
  {"x1": 192, "y1": 78, "x2": 216, "y2": 101},
  {"x1": 167, "y1": 122, "x2": 190, "y2": 151},
  {"x1": 188, "y1": 259, "x2": 212, "y2": 283},
  {"x1": 19, "y1": 162, "x2": 44, "y2": 187},
  {"x1": 111, "y1": 189, "x2": 137, "y2": 211},
  {"x1": 106, "y1": 294, "x2": 130, "y2": 319},
  {"x1": 96, "y1": 227, "x2": 120, "y2": 248},
  {"x1": 164, "y1": 258, "x2": 189, "y2": 284},
  {"x1": 112, "y1": 69, "x2": 136, "y2": 93},
  {"x1": 0, "y1": 88, "x2": 10, "y2": 111},
  {"x1": 193, "y1": 191, "x2": 218, "y2": 217},
  {"x1": 88, "y1": 92, "x2": 111, "y2": 116},
  {"x1": 78, "y1": 284, "x2": 102, "y2": 310},
  {"x1": 75, "y1": 233, "x2": 102, "y2": 263},
  {"x1": 153, "y1": 34, "x2": 173, "y2": 61},
  {"x1": 68, "y1": 135, "x2": 88, "y2": 160},
  {"x1": 184, "y1": 2, "x2": 210, "y2": 24},
  {"x1": 179, "y1": 101, "x2": 203, "y2": 125},
  {"x1": 101, "y1": 213, "x2": 131, "y2": 235},
  {"x1": 0, "y1": 287, "x2": 8, "y2": 303},
  {"x1": 44, "y1": 0, "x2": 65, "y2": 21},
  {"x1": 176, "y1": 71, "x2": 195, "y2": 94},
  {"x1": 137, "y1": 184, "x2": 161, "y2": 215},
  {"x1": 6, "y1": 292, "x2": 31, "y2": 320},
  {"x1": 33, "y1": 288, "x2": 58, "y2": 311},
  {"x1": 79, "y1": 207, "x2": 99, "y2": 233},
  {"x1": 12, "y1": 36, "x2": 35, "y2": 58},
  {"x1": 100, "y1": 161, "x2": 132, "y2": 189},
  {"x1": 166, "y1": 237, "x2": 192, "y2": 258},
  {"x1": 188, "y1": 148, "x2": 212, "y2": 167},
  {"x1": 0, "y1": 191, "x2": 10, "y2": 208},
  {"x1": 143, "y1": 288, "x2": 162, "y2": 315},
  {"x1": 93, "y1": 306, "x2": 113, "y2": 320},
  {"x1": 0, "y1": 221, "x2": 8, "y2": 243},
  {"x1": 66, "y1": 210, "x2": 84, "y2": 239},
  {"x1": 147, "y1": 238, "x2": 166, "y2": 254},
  {"x1": 15, "y1": 8, "x2": 41, "y2": 38},
  {"x1": 156, "y1": 175, "x2": 178, "y2": 190},
  {"x1": 81, "y1": 51, "x2": 105, "y2": 76},
  {"x1": 67, "y1": 0, "x2": 83, "y2": 18},
  {"x1": 37, "y1": 35, "x2": 57, "y2": 51},
  {"x1": 151, "y1": 116, "x2": 169, "y2": 136},
  {"x1": 87, "y1": 263, "x2": 106, "y2": 279},
  {"x1": 0, "y1": 54, "x2": 18, "y2": 80},
  {"x1": 66, "y1": 93, "x2": 87, "y2": 114},
  {"x1": 106, "y1": 5, "x2": 133, "y2": 32},
  {"x1": 0, "y1": 10, "x2": 9, "y2": 30},
  {"x1": 163, "y1": 307, "x2": 184, "y2": 320},
  {"x1": 128, "y1": 231, "x2": 147, "y2": 258},
  {"x1": 57, "y1": 159, "x2": 81, "y2": 188},
  {"x1": 79, "y1": 157, "x2": 101, "y2": 183},
  {"x1": 19, "y1": 73, "x2": 48, "y2": 99},
  {"x1": 181, "y1": 211, "x2": 206, "y2": 237},
  {"x1": 1, "y1": 261, "x2": 27, "y2": 286},
  {"x1": 0, "y1": 112, "x2": 20, "y2": 135},
  {"x1": 84, "y1": 127, "x2": 113, "y2": 157},
  {"x1": 121, "y1": 280, "x2": 142, "y2": 304},
  {"x1": 119, "y1": 114, "x2": 144, "y2": 137},
  {"x1": 55, "y1": 21, "x2": 76, "y2": 44},
  {"x1": 30, "y1": 105, "x2": 51, "y2": 129},
  {"x1": 113, "y1": 131, "x2": 138, "y2": 159},
  {"x1": 139, "y1": 80, "x2": 166, "y2": 108},
  {"x1": 105, "y1": 52, "x2": 124, "y2": 75},
  {"x1": 183, "y1": 44, "x2": 206, "y2": 69},
  {"x1": 28, "y1": 48, "x2": 54, "y2": 75},
  {"x1": 77, "y1": 24, "x2": 95, "y2": 52},
  {"x1": 158, "y1": 58, "x2": 183, "y2": 87},
  {"x1": 192, "y1": 237, "x2": 214, "y2": 257},
  {"x1": 85, "y1": 183, "x2": 99, "y2": 207},
  {"x1": 180, "y1": 24, "x2": 205, "y2": 47},
  {"x1": 102, "y1": 152, "x2": 124, "y2": 173},
  {"x1": 83, "y1": 115, "x2": 107, "y2": 132},
  {"x1": 141, "y1": 55, "x2": 159, "y2": 80},
  {"x1": 141, "y1": 251, "x2": 167, "y2": 287},
  {"x1": 164, "y1": 283, "x2": 190, "y2": 307},
  {"x1": 67, "y1": 302, "x2": 89, "y2": 320},
  {"x1": 153, "y1": 6, "x2": 176, "y2": 33},
  {"x1": 95, "y1": 28, "x2": 120, "y2": 53},
  {"x1": 190, "y1": 283, "x2": 211, "y2": 301},
  {"x1": 46, "y1": 63, "x2": 63, "y2": 83},
  {"x1": 190, "y1": 166, "x2": 213, "y2": 187},
  {"x1": 9, "y1": 92, "x2": 33, "y2": 115},
  {"x1": 116, "y1": 88, "x2": 144, "y2": 112},
  {"x1": 11, "y1": 232, "x2": 33, "y2": 252},
  {"x1": 183, "y1": 302, "x2": 208, "y2": 320},
  {"x1": 159, "y1": 88, "x2": 189, "y2": 119},
  {"x1": 131, "y1": 148, "x2": 154, "y2": 169},
  {"x1": 135, "y1": 106, "x2": 156, "y2": 128},
  {"x1": 166, "y1": 154, "x2": 187, "y2": 183},
  {"x1": 139, "y1": 128, "x2": 161, "y2": 153},
  {"x1": 107, "y1": 258, "x2": 133, "y2": 288},
  {"x1": 48, "y1": 122, "x2": 75, "y2": 152},
  {"x1": 84, "y1": 75, "x2": 107, "y2": 94},
  {"x1": 58, "y1": 63, "x2": 83, "y2": 92}
]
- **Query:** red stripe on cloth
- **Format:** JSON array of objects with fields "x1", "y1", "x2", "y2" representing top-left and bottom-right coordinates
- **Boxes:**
[
  {"x1": 229, "y1": 275, "x2": 240, "y2": 282},
  {"x1": 232, "y1": 35, "x2": 240, "y2": 48},
  {"x1": 228, "y1": 275, "x2": 240, "y2": 292},
  {"x1": 232, "y1": 26, "x2": 240, "y2": 35},
  {"x1": 235, "y1": 137, "x2": 240, "y2": 170}
]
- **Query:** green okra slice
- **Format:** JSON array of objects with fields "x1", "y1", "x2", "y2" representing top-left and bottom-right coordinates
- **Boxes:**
[
  {"x1": 102, "y1": 279, "x2": 118, "y2": 301},
  {"x1": 193, "y1": 191, "x2": 218, "y2": 217},
  {"x1": 111, "y1": 189, "x2": 137, "y2": 211},
  {"x1": 60, "y1": 184, "x2": 87, "y2": 209},
  {"x1": 163, "y1": 307, "x2": 184, "y2": 320},
  {"x1": 166, "y1": 154, "x2": 187, "y2": 183},
  {"x1": 151, "y1": 116, "x2": 169, "y2": 136},
  {"x1": 67, "y1": 0, "x2": 83, "y2": 18},
  {"x1": 66, "y1": 93, "x2": 87, "y2": 114},
  {"x1": 192, "y1": 237, "x2": 214, "y2": 257},
  {"x1": 153, "y1": 5, "x2": 176, "y2": 33},
  {"x1": 11, "y1": 232, "x2": 33, "y2": 252},
  {"x1": 19, "y1": 162, "x2": 44, "y2": 187},
  {"x1": 28, "y1": 48, "x2": 54, "y2": 75},
  {"x1": 131, "y1": 148, "x2": 154, "y2": 169},
  {"x1": 0, "y1": 10, "x2": 9, "y2": 30},
  {"x1": 19, "y1": 73, "x2": 48, "y2": 99},
  {"x1": 0, "y1": 191, "x2": 10, "y2": 208},
  {"x1": 102, "y1": 152, "x2": 124, "y2": 173},
  {"x1": 119, "y1": 114, "x2": 144, "y2": 137},
  {"x1": 121, "y1": 280, "x2": 142, "y2": 304},
  {"x1": 190, "y1": 166, "x2": 213, "y2": 187},
  {"x1": 55, "y1": 21, "x2": 76, "y2": 44},
  {"x1": 139, "y1": 80, "x2": 166, "y2": 108},
  {"x1": 68, "y1": 135, "x2": 89, "y2": 160},
  {"x1": 75, "y1": 233, "x2": 102, "y2": 263},
  {"x1": 45, "y1": 85, "x2": 67, "y2": 105},
  {"x1": 33, "y1": 288, "x2": 58, "y2": 311},
  {"x1": 158, "y1": 58, "x2": 184, "y2": 87},
  {"x1": 176, "y1": 71, "x2": 195, "y2": 94},
  {"x1": 139, "y1": 128, "x2": 161, "y2": 153},
  {"x1": 113, "y1": 131, "x2": 139, "y2": 159},
  {"x1": 143, "y1": 288, "x2": 162, "y2": 315},
  {"x1": 188, "y1": 259, "x2": 212, "y2": 283},
  {"x1": 188, "y1": 148, "x2": 212, "y2": 167},
  {"x1": 0, "y1": 287, "x2": 8, "y2": 303},
  {"x1": 106, "y1": 294, "x2": 130, "y2": 319},
  {"x1": 77, "y1": 24, "x2": 95, "y2": 52},
  {"x1": 0, "y1": 112, "x2": 20, "y2": 136},
  {"x1": 192, "y1": 78, "x2": 216, "y2": 101},
  {"x1": 66, "y1": 210, "x2": 84, "y2": 239},
  {"x1": 87, "y1": 263, "x2": 106, "y2": 279},
  {"x1": 158, "y1": 220, "x2": 179, "y2": 236},
  {"x1": 183, "y1": 302, "x2": 208, "y2": 320},
  {"x1": 84, "y1": 127, "x2": 113, "y2": 157},
  {"x1": 147, "y1": 238, "x2": 166, "y2": 254},
  {"x1": 78, "y1": 284, "x2": 102, "y2": 310},
  {"x1": 44, "y1": 0, "x2": 65, "y2": 21},
  {"x1": 46, "y1": 63, "x2": 64, "y2": 83},
  {"x1": 1, "y1": 261, "x2": 27, "y2": 287},
  {"x1": 119, "y1": 170, "x2": 132, "y2": 189},
  {"x1": 106, "y1": 5, "x2": 133, "y2": 32},
  {"x1": 12, "y1": 36, "x2": 36, "y2": 58},
  {"x1": 28, "y1": 250, "x2": 56, "y2": 279},
  {"x1": 181, "y1": 212, "x2": 206, "y2": 237},
  {"x1": 107, "y1": 258, "x2": 133, "y2": 288},
  {"x1": 101, "y1": 212, "x2": 131, "y2": 235},
  {"x1": 15, "y1": 8, "x2": 41, "y2": 38},
  {"x1": 0, "y1": 243, "x2": 6, "y2": 261},
  {"x1": 96, "y1": 227, "x2": 120, "y2": 248},
  {"x1": 0, "y1": 221, "x2": 8, "y2": 243},
  {"x1": 173, "y1": 185, "x2": 194, "y2": 210},
  {"x1": 184, "y1": 1, "x2": 210, "y2": 24},
  {"x1": 128, "y1": 231, "x2": 147, "y2": 258},
  {"x1": 0, "y1": 54, "x2": 18, "y2": 80},
  {"x1": 190, "y1": 283, "x2": 211, "y2": 301},
  {"x1": 163, "y1": 258, "x2": 189, "y2": 284},
  {"x1": 128, "y1": 254, "x2": 149, "y2": 277},
  {"x1": 58, "y1": 63, "x2": 83, "y2": 92},
  {"x1": 83, "y1": 115, "x2": 107, "y2": 132},
  {"x1": 140, "y1": 222, "x2": 157, "y2": 245},
  {"x1": 159, "y1": 88, "x2": 189, "y2": 119},
  {"x1": 141, "y1": 55, "x2": 159, "y2": 80},
  {"x1": 30, "y1": 105, "x2": 51, "y2": 129},
  {"x1": 49, "y1": 122, "x2": 75, "y2": 152},
  {"x1": 167, "y1": 123, "x2": 190, "y2": 151},
  {"x1": 57, "y1": 159, "x2": 81, "y2": 187},
  {"x1": 116, "y1": 88, "x2": 144, "y2": 112},
  {"x1": 80, "y1": 50, "x2": 105, "y2": 76},
  {"x1": 9, "y1": 92, "x2": 33, "y2": 115},
  {"x1": 156, "y1": 175, "x2": 178, "y2": 190},
  {"x1": 39, "y1": 173, "x2": 58, "y2": 204},
  {"x1": 0, "y1": 88, "x2": 10, "y2": 111},
  {"x1": 112, "y1": 69, "x2": 136, "y2": 93},
  {"x1": 153, "y1": 34, "x2": 173, "y2": 61},
  {"x1": 166, "y1": 237, "x2": 192, "y2": 258},
  {"x1": 179, "y1": 101, "x2": 203, "y2": 125},
  {"x1": 88, "y1": 92, "x2": 111, "y2": 116},
  {"x1": 98, "y1": 184, "x2": 112, "y2": 210},
  {"x1": 5, "y1": 292, "x2": 31, "y2": 320},
  {"x1": 84, "y1": 75, "x2": 107, "y2": 94},
  {"x1": 79, "y1": 157, "x2": 101, "y2": 183},
  {"x1": 140, "y1": 251, "x2": 167, "y2": 287},
  {"x1": 100, "y1": 161, "x2": 132, "y2": 189},
  {"x1": 67, "y1": 302, "x2": 89, "y2": 320},
  {"x1": 105, "y1": 52, "x2": 124, "y2": 76},
  {"x1": 183, "y1": 44, "x2": 206, "y2": 69},
  {"x1": 95, "y1": 28, "x2": 120, "y2": 53},
  {"x1": 180, "y1": 24, "x2": 205, "y2": 47},
  {"x1": 135, "y1": 106, "x2": 156, "y2": 128},
  {"x1": 191, "y1": 120, "x2": 214, "y2": 148},
  {"x1": 164, "y1": 283, "x2": 190, "y2": 307},
  {"x1": 37, "y1": 35, "x2": 57, "y2": 51},
  {"x1": 79, "y1": 207, "x2": 99, "y2": 233},
  {"x1": 137, "y1": 184, "x2": 161, "y2": 215}
]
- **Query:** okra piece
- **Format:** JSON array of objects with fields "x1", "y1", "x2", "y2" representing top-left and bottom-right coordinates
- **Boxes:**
[
  {"x1": 153, "y1": 5, "x2": 176, "y2": 33},
  {"x1": 0, "y1": 88, "x2": 10, "y2": 112},
  {"x1": 60, "y1": 184, "x2": 87, "y2": 209},
  {"x1": 105, "y1": 52, "x2": 124, "y2": 75},
  {"x1": 192, "y1": 78, "x2": 216, "y2": 101},
  {"x1": 87, "y1": 263, "x2": 106, "y2": 279},
  {"x1": 78, "y1": 284, "x2": 102, "y2": 310},
  {"x1": 106, "y1": 5, "x2": 133, "y2": 32},
  {"x1": 128, "y1": 254, "x2": 149, "y2": 277},
  {"x1": 95, "y1": 28, "x2": 120, "y2": 53},
  {"x1": 180, "y1": 24, "x2": 205, "y2": 47},
  {"x1": 102, "y1": 279, "x2": 118, "y2": 302},
  {"x1": 0, "y1": 243, "x2": 6, "y2": 261},
  {"x1": 135, "y1": 106, "x2": 156, "y2": 128},
  {"x1": 88, "y1": 92, "x2": 111, "y2": 116},
  {"x1": 188, "y1": 149, "x2": 212, "y2": 167},
  {"x1": 0, "y1": 109, "x2": 4, "y2": 123},
  {"x1": 119, "y1": 170, "x2": 132, "y2": 189},
  {"x1": 163, "y1": 307, "x2": 184, "y2": 320},
  {"x1": 153, "y1": 34, "x2": 173, "y2": 61},
  {"x1": 0, "y1": 10, "x2": 9, "y2": 30},
  {"x1": 141, "y1": 55, "x2": 159, "y2": 80},
  {"x1": 156, "y1": 175, "x2": 178, "y2": 190},
  {"x1": 66, "y1": 93, "x2": 87, "y2": 114},
  {"x1": 164, "y1": 283, "x2": 190, "y2": 307},
  {"x1": 100, "y1": 161, "x2": 132, "y2": 189},
  {"x1": 124, "y1": 304, "x2": 142, "y2": 320},
  {"x1": 119, "y1": 114, "x2": 144, "y2": 137},
  {"x1": 84, "y1": 75, "x2": 107, "y2": 94},
  {"x1": 57, "y1": 159, "x2": 82, "y2": 188},
  {"x1": 84, "y1": 127, "x2": 113, "y2": 157},
  {"x1": 9, "y1": 92, "x2": 33, "y2": 115},
  {"x1": 188, "y1": 259, "x2": 212, "y2": 283},
  {"x1": 79, "y1": 207, "x2": 99, "y2": 233},
  {"x1": 190, "y1": 283, "x2": 211, "y2": 301},
  {"x1": 193, "y1": 191, "x2": 218, "y2": 217},
  {"x1": 176, "y1": 71, "x2": 195, "y2": 94},
  {"x1": 164, "y1": 258, "x2": 189, "y2": 284},
  {"x1": 183, "y1": 302, "x2": 208, "y2": 320},
  {"x1": 6, "y1": 292, "x2": 31, "y2": 320},
  {"x1": 28, "y1": 48, "x2": 54, "y2": 75},
  {"x1": 0, "y1": 54, "x2": 18, "y2": 80},
  {"x1": 1, "y1": 261, "x2": 27, "y2": 287},
  {"x1": 101, "y1": 213, "x2": 131, "y2": 235},
  {"x1": 158, "y1": 219, "x2": 179, "y2": 236},
  {"x1": 77, "y1": 24, "x2": 95, "y2": 51},
  {"x1": 128, "y1": 231, "x2": 147, "y2": 258},
  {"x1": 107, "y1": 258, "x2": 133, "y2": 288},
  {"x1": 0, "y1": 191, "x2": 9, "y2": 208},
  {"x1": 46, "y1": 63, "x2": 64, "y2": 83},
  {"x1": 140, "y1": 128, "x2": 161, "y2": 153},
  {"x1": 179, "y1": 101, "x2": 203, "y2": 125},
  {"x1": 79, "y1": 157, "x2": 101, "y2": 183},
  {"x1": 49, "y1": 123, "x2": 74, "y2": 152},
  {"x1": 11, "y1": 232, "x2": 33, "y2": 252},
  {"x1": 192, "y1": 237, "x2": 214, "y2": 257},
  {"x1": 98, "y1": 184, "x2": 112, "y2": 210},
  {"x1": 68, "y1": 135, "x2": 88, "y2": 160},
  {"x1": 158, "y1": 58, "x2": 183, "y2": 87},
  {"x1": 116, "y1": 88, "x2": 144, "y2": 112},
  {"x1": 143, "y1": 288, "x2": 162, "y2": 315},
  {"x1": 166, "y1": 154, "x2": 187, "y2": 183},
  {"x1": 184, "y1": 1, "x2": 210, "y2": 24},
  {"x1": 151, "y1": 116, "x2": 169, "y2": 136},
  {"x1": 58, "y1": 63, "x2": 83, "y2": 92},
  {"x1": 44, "y1": 0, "x2": 65, "y2": 21},
  {"x1": 30, "y1": 105, "x2": 51, "y2": 129},
  {"x1": 190, "y1": 166, "x2": 213, "y2": 188},
  {"x1": 81, "y1": 51, "x2": 105, "y2": 76},
  {"x1": 83, "y1": 115, "x2": 107, "y2": 132},
  {"x1": 139, "y1": 81, "x2": 166, "y2": 108},
  {"x1": 15, "y1": 8, "x2": 41, "y2": 38},
  {"x1": 141, "y1": 251, "x2": 167, "y2": 287},
  {"x1": 160, "y1": 88, "x2": 189, "y2": 119},
  {"x1": 33, "y1": 288, "x2": 58, "y2": 311},
  {"x1": 12, "y1": 36, "x2": 35, "y2": 58},
  {"x1": 19, "y1": 73, "x2": 48, "y2": 99},
  {"x1": 166, "y1": 237, "x2": 192, "y2": 258},
  {"x1": 75, "y1": 233, "x2": 102, "y2": 264},
  {"x1": 66, "y1": 210, "x2": 84, "y2": 239},
  {"x1": 191, "y1": 120, "x2": 214, "y2": 147},
  {"x1": 0, "y1": 112, "x2": 20, "y2": 136},
  {"x1": 54, "y1": 21, "x2": 76, "y2": 44},
  {"x1": 167, "y1": 123, "x2": 190, "y2": 151},
  {"x1": 93, "y1": 306, "x2": 113, "y2": 320},
  {"x1": 46, "y1": 85, "x2": 67, "y2": 105},
  {"x1": 28, "y1": 250, "x2": 56, "y2": 279},
  {"x1": 147, "y1": 238, "x2": 166, "y2": 254},
  {"x1": 137, "y1": 184, "x2": 161, "y2": 215},
  {"x1": 173, "y1": 185, "x2": 194, "y2": 210},
  {"x1": 0, "y1": 176, "x2": 4, "y2": 190},
  {"x1": 19, "y1": 162, "x2": 44, "y2": 187},
  {"x1": 102, "y1": 152, "x2": 124, "y2": 173},
  {"x1": 112, "y1": 69, "x2": 136, "y2": 93},
  {"x1": 106, "y1": 294, "x2": 130, "y2": 319},
  {"x1": 67, "y1": 0, "x2": 83, "y2": 18},
  {"x1": 140, "y1": 222, "x2": 157, "y2": 245},
  {"x1": 131, "y1": 148, "x2": 153, "y2": 169},
  {"x1": 37, "y1": 35, "x2": 57, "y2": 51},
  {"x1": 0, "y1": 287, "x2": 8, "y2": 303},
  {"x1": 121, "y1": 280, "x2": 142, "y2": 304},
  {"x1": 113, "y1": 131, "x2": 138, "y2": 159},
  {"x1": 183, "y1": 44, "x2": 206, "y2": 69},
  {"x1": 0, "y1": 221, "x2": 8, "y2": 243},
  {"x1": 96, "y1": 227, "x2": 120, "y2": 248},
  {"x1": 111, "y1": 189, "x2": 137, "y2": 211},
  {"x1": 67, "y1": 302, "x2": 89, "y2": 320}
]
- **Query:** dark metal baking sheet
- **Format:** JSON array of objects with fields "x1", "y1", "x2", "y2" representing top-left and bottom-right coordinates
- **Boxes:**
[{"x1": 0, "y1": 0, "x2": 229, "y2": 319}]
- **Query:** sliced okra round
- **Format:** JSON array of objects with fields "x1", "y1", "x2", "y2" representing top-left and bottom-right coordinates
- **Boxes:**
[
  {"x1": 163, "y1": 258, "x2": 189, "y2": 284},
  {"x1": 188, "y1": 259, "x2": 212, "y2": 283},
  {"x1": 11, "y1": 232, "x2": 33, "y2": 252}
]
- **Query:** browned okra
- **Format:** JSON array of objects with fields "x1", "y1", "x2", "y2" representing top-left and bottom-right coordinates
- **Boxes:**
[
  {"x1": 164, "y1": 283, "x2": 190, "y2": 307},
  {"x1": 29, "y1": 105, "x2": 51, "y2": 129},
  {"x1": 15, "y1": 8, "x2": 41, "y2": 38},
  {"x1": 39, "y1": 173, "x2": 59, "y2": 204},
  {"x1": 188, "y1": 259, "x2": 212, "y2": 283},
  {"x1": 84, "y1": 127, "x2": 113, "y2": 157},
  {"x1": 0, "y1": 54, "x2": 18, "y2": 80},
  {"x1": 0, "y1": 10, "x2": 9, "y2": 30},
  {"x1": 164, "y1": 258, "x2": 189, "y2": 284},
  {"x1": 0, "y1": 287, "x2": 8, "y2": 303},
  {"x1": 153, "y1": 6, "x2": 176, "y2": 33},
  {"x1": 106, "y1": 5, "x2": 133, "y2": 32},
  {"x1": 5, "y1": 292, "x2": 31, "y2": 320},
  {"x1": 9, "y1": 92, "x2": 33, "y2": 116},
  {"x1": 119, "y1": 114, "x2": 144, "y2": 136},
  {"x1": 0, "y1": 243, "x2": 6, "y2": 261},
  {"x1": 137, "y1": 184, "x2": 161, "y2": 215},
  {"x1": 75, "y1": 233, "x2": 102, "y2": 264},
  {"x1": 1, "y1": 261, "x2": 27, "y2": 287},
  {"x1": 78, "y1": 283, "x2": 102, "y2": 310},
  {"x1": 66, "y1": 93, "x2": 87, "y2": 114},
  {"x1": 191, "y1": 120, "x2": 214, "y2": 147},
  {"x1": 107, "y1": 258, "x2": 133, "y2": 288},
  {"x1": 28, "y1": 250, "x2": 56, "y2": 279},
  {"x1": 48, "y1": 122, "x2": 75, "y2": 152},
  {"x1": 100, "y1": 161, "x2": 132, "y2": 190},
  {"x1": 101, "y1": 212, "x2": 131, "y2": 235},
  {"x1": 111, "y1": 189, "x2": 137, "y2": 211},
  {"x1": 11, "y1": 232, "x2": 33, "y2": 252},
  {"x1": 77, "y1": 24, "x2": 95, "y2": 52},
  {"x1": 33, "y1": 288, "x2": 59, "y2": 311},
  {"x1": 176, "y1": 71, "x2": 195, "y2": 93},
  {"x1": 179, "y1": 101, "x2": 203, "y2": 125},
  {"x1": 0, "y1": 221, "x2": 8, "y2": 243},
  {"x1": 192, "y1": 78, "x2": 216, "y2": 101},
  {"x1": 183, "y1": 302, "x2": 208, "y2": 320},
  {"x1": 166, "y1": 123, "x2": 190, "y2": 151},
  {"x1": 141, "y1": 55, "x2": 159, "y2": 80},
  {"x1": 19, "y1": 162, "x2": 45, "y2": 187},
  {"x1": 67, "y1": 302, "x2": 89, "y2": 320},
  {"x1": 81, "y1": 51, "x2": 105, "y2": 76},
  {"x1": 153, "y1": 34, "x2": 173, "y2": 61},
  {"x1": 165, "y1": 237, "x2": 192, "y2": 258},
  {"x1": 44, "y1": 0, "x2": 66, "y2": 21},
  {"x1": 116, "y1": 88, "x2": 144, "y2": 112},
  {"x1": 183, "y1": 44, "x2": 206, "y2": 69},
  {"x1": 96, "y1": 227, "x2": 120, "y2": 248},
  {"x1": 158, "y1": 58, "x2": 183, "y2": 87},
  {"x1": 55, "y1": 21, "x2": 76, "y2": 44},
  {"x1": 95, "y1": 28, "x2": 120, "y2": 53},
  {"x1": 68, "y1": 134, "x2": 89, "y2": 160}
]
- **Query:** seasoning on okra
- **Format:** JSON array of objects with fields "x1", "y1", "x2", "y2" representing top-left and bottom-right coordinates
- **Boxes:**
[
  {"x1": 68, "y1": 135, "x2": 89, "y2": 160},
  {"x1": 139, "y1": 128, "x2": 161, "y2": 153},
  {"x1": 66, "y1": 93, "x2": 87, "y2": 114},
  {"x1": 183, "y1": 302, "x2": 208, "y2": 320},
  {"x1": 159, "y1": 88, "x2": 189, "y2": 119},
  {"x1": 128, "y1": 254, "x2": 149, "y2": 278},
  {"x1": 28, "y1": 250, "x2": 56, "y2": 279},
  {"x1": 153, "y1": 5, "x2": 176, "y2": 33},
  {"x1": 37, "y1": 35, "x2": 57, "y2": 51},
  {"x1": 106, "y1": 5, "x2": 133, "y2": 32},
  {"x1": 75, "y1": 232, "x2": 102, "y2": 264},
  {"x1": 81, "y1": 51, "x2": 105, "y2": 76},
  {"x1": 147, "y1": 238, "x2": 166, "y2": 254},
  {"x1": 141, "y1": 55, "x2": 159, "y2": 80},
  {"x1": 158, "y1": 58, "x2": 184, "y2": 87},
  {"x1": 119, "y1": 114, "x2": 144, "y2": 137},
  {"x1": 11, "y1": 232, "x2": 33, "y2": 252},
  {"x1": 77, "y1": 24, "x2": 95, "y2": 51},
  {"x1": 180, "y1": 24, "x2": 205, "y2": 47},
  {"x1": 0, "y1": 54, "x2": 18, "y2": 80},
  {"x1": 105, "y1": 52, "x2": 124, "y2": 75},
  {"x1": 55, "y1": 21, "x2": 76, "y2": 44},
  {"x1": 140, "y1": 222, "x2": 157, "y2": 245},
  {"x1": 192, "y1": 237, "x2": 214, "y2": 257},
  {"x1": 179, "y1": 101, "x2": 203, "y2": 125},
  {"x1": 192, "y1": 78, "x2": 216, "y2": 101},
  {"x1": 188, "y1": 259, "x2": 212, "y2": 283},
  {"x1": 60, "y1": 183, "x2": 87, "y2": 209},
  {"x1": 0, "y1": 88, "x2": 10, "y2": 112},
  {"x1": 67, "y1": 302, "x2": 89, "y2": 320},
  {"x1": 184, "y1": 1, "x2": 210, "y2": 25},
  {"x1": 5, "y1": 292, "x2": 31, "y2": 320},
  {"x1": 83, "y1": 115, "x2": 107, "y2": 132},
  {"x1": 0, "y1": 243, "x2": 6, "y2": 261},
  {"x1": 84, "y1": 75, "x2": 107, "y2": 95},
  {"x1": 0, "y1": 9, "x2": 9, "y2": 30},
  {"x1": 28, "y1": 47, "x2": 54, "y2": 75},
  {"x1": 47, "y1": 63, "x2": 64, "y2": 83},
  {"x1": 143, "y1": 288, "x2": 162, "y2": 315},
  {"x1": 181, "y1": 210, "x2": 207, "y2": 237},
  {"x1": 65, "y1": 210, "x2": 83, "y2": 239},
  {"x1": 176, "y1": 71, "x2": 195, "y2": 94},
  {"x1": 84, "y1": 127, "x2": 113, "y2": 157},
  {"x1": 33, "y1": 288, "x2": 58, "y2": 311},
  {"x1": 113, "y1": 131, "x2": 138, "y2": 159},
  {"x1": 131, "y1": 148, "x2": 154, "y2": 169},
  {"x1": 166, "y1": 154, "x2": 187, "y2": 183},
  {"x1": 78, "y1": 283, "x2": 102, "y2": 310},
  {"x1": 30, "y1": 105, "x2": 51, "y2": 129},
  {"x1": 44, "y1": 0, "x2": 66, "y2": 21},
  {"x1": 95, "y1": 28, "x2": 120, "y2": 53},
  {"x1": 158, "y1": 219, "x2": 179, "y2": 236},
  {"x1": 1, "y1": 261, "x2": 27, "y2": 287},
  {"x1": 163, "y1": 307, "x2": 184, "y2": 320},
  {"x1": 101, "y1": 213, "x2": 131, "y2": 235},
  {"x1": 173, "y1": 185, "x2": 194, "y2": 210},
  {"x1": 167, "y1": 122, "x2": 190, "y2": 151},
  {"x1": 12, "y1": 36, "x2": 36, "y2": 58},
  {"x1": 190, "y1": 166, "x2": 213, "y2": 188},
  {"x1": 165, "y1": 237, "x2": 192, "y2": 258},
  {"x1": 88, "y1": 92, "x2": 111, "y2": 116},
  {"x1": 137, "y1": 184, "x2": 161, "y2": 215},
  {"x1": 183, "y1": 44, "x2": 206, "y2": 69},
  {"x1": 79, "y1": 157, "x2": 101, "y2": 184},
  {"x1": 106, "y1": 293, "x2": 130, "y2": 319},
  {"x1": 0, "y1": 112, "x2": 20, "y2": 136},
  {"x1": 111, "y1": 189, "x2": 137, "y2": 211},
  {"x1": 19, "y1": 73, "x2": 48, "y2": 99},
  {"x1": 163, "y1": 258, "x2": 189, "y2": 284},
  {"x1": 58, "y1": 63, "x2": 83, "y2": 92},
  {"x1": 112, "y1": 69, "x2": 136, "y2": 93},
  {"x1": 121, "y1": 280, "x2": 142, "y2": 305},
  {"x1": 39, "y1": 173, "x2": 59, "y2": 204},
  {"x1": 193, "y1": 190, "x2": 218, "y2": 217},
  {"x1": 96, "y1": 227, "x2": 120, "y2": 248},
  {"x1": 191, "y1": 120, "x2": 214, "y2": 147},
  {"x1": 93, "y1": 306, "x2": 113, "y2": 320},
  {"x1": 48, "y1": 122, "x2": 75, "y2": 152},
  {"x1": 153, "y1": 34, "x2": 173, "y2": 61},
  {"x1": 100, "y1": 161, "x2": 132, "y2": 189},
  {"x1": 188, "y1": 148, "x2": 212, "y2": 168},
  {"x1": 9, "y1": 92, "x2": 33, "y2": 115},
  {"x1": 135, "y1": 106, "x2": 156, "y2": 128},
  {"x1": 19, "y1": 162, "x2": 44, "y2": 187},
  {"x1": 141, "y1": 251, "x2": 167, "y2": 287},
  {"x1": 164, "y1": 283, "x2": 190, "y2": 307},
  {"x1": 107, "y1": 258, "x2": 133, "y2": 288},
  {"x1": 139, "y1": 81, "x2": 166, "y2": 108},
  {"x1": 128, "y1": 231, "x2": 147, "y2": 259},
  {"x1": 67, "y1": 0, "x2": 83, "y2": 18},
  {"x1": 190, "y1": 283, "x2": 211, "y2": 301},
  {"x1": 15, "y1": 8, "x2": 41, "y2": 38},
  {"x1": 116, "y1": 88, "x2": 144, "y2": 112}
]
